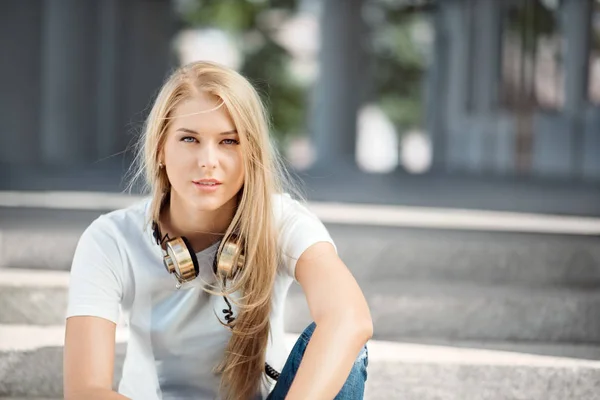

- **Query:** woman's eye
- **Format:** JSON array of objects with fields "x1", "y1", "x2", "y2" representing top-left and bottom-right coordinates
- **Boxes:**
[
  {"x1": 222, "y1": 139, "x2": 240, "y2": 145},
  {"x1": 181, "y1": 136, "x2": 197, "y2": 143}
]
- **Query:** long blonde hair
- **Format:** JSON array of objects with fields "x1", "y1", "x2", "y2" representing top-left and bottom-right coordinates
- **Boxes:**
[{"x1": 128, "y1": 61, "x2": 300, "y2": 399}]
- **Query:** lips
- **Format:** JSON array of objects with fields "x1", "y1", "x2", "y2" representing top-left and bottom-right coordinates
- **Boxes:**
[
  {"x1": 192, "y1": 179, "x2": 222, "y2": 192},
  {"x1": 193, "y1": 179, "x2": 222, "y2": 186}
]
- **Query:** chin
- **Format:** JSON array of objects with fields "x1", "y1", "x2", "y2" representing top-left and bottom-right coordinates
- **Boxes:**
[
  {"x1": 190, "y1": 192, "x2": 239, "y2": 212},
  {"x1": 188, "y1": 197, "x2": 226, "y2": 212},
  {"x1": 171, "y1": 186, "x2": 239, "y2": 213}
]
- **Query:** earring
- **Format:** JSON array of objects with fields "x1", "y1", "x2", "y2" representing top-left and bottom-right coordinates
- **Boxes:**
[{"x1": 158, "y1": 162, "x2": 164, "y2": 169}]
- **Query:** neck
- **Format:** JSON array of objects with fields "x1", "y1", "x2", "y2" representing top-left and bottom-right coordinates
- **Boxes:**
[{"x1": 160, "y1": 191, "x2": 238, "y2": 253}]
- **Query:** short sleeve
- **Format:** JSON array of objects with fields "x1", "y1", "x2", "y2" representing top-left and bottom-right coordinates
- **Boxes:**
[
  {"x1": 66, "y1": 216, "x2": 123, "y2": 324},
  {"x1": 273, "y1": 193, "x2": 337, "y2": 281}
]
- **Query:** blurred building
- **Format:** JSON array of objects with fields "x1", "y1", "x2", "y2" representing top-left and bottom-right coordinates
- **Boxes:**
[
  {"x1": 0, "y1": 0, "x2": 598, "y2": 208},
  {"x1": 427, "y1": 0, "x2": 600, "y2": 180},
  {"x1": 0, "y1": 0, "x2": 175, "y2": 170}
]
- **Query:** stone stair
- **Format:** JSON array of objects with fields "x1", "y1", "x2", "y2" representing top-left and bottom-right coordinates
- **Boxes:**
[
  {"x1": 1, "y1": 197, "x2": 600, "y2": 399},
  {"x1": 2, "y1": 323, "x2": 600, "y2": 400},
  {"x1": 5, "y1": 268, "x2": 600, "y2": 343}
]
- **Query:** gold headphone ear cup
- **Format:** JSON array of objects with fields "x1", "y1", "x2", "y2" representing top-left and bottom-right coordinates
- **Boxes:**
[
  {"x1": 216, "y1": 236, "x2": 244, "y2": 279},
  {"x1": 163, "y1": 236, "x2": 198, "y2": 283}
]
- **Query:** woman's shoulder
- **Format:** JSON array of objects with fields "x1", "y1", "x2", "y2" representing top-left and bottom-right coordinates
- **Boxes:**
[
  {"x1": 271, "y1": 192, "x2": 317, "y2": 219},
  {"x1": 271, "y1": 191, "x2": 304, "y2": 212},
  {"x1": 271, "y1": 191, "x2": 326, "y2": 236},
  {"x1": 270, "y1": 192, "x2": 336, "y2": 278}
]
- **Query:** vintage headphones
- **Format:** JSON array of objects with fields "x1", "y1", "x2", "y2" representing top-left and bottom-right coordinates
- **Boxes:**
[
  {"x1": 151, "y1": 220, "x2": 245, "y2": 287},
  {"x1": 150, "y1": 205, "x2": 281, "y2": 381}
]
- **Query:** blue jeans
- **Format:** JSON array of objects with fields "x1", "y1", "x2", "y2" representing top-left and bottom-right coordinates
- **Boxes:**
[{"x1": 266, "y1": 322, "x2": 368, "y2": 400}]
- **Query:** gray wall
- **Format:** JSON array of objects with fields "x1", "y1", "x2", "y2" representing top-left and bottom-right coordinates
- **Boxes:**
[{"x1": 0, "y1": 0, "x2": 176, "y2": 168}]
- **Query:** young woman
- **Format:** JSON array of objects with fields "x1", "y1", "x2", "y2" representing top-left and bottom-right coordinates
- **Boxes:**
[{"x1": 63, "y1": 61, "x2": 373, "y2": 400}]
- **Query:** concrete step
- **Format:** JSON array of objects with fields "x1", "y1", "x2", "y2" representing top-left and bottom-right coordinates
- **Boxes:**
[
  {"x1": 0, "y1": 398, "x2": 61, "y2": 400},
  {"x1": 0, "y1": 207, "x2": 99, "y2": 271},
  {"x1": 4, "y1": 269, "x2": 600, "y2": 344},
  {"x1": 1, "y1": 325, "x2": 599, "y2": 400},
  {"x1": 0, "y1": 326, "x2": 126, "y2": 398},
  {"x1": 286, "y1": 280, "x2": 600, "y2": 343},
  {"x1": 2, "y1": 205, "x2": 600, "y2": 288},
  {"x1": 0, "y1": 270, "x2": 69, "y2": 326},
  {"x1": 329, "y1": 224, "x2": 600, "y2": 287}
]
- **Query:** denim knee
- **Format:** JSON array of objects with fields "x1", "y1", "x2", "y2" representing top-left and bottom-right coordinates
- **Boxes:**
[
  {"x1": 353, "y1": 344, "x2": 368, "y2": 381},
  {"x1": 302, "y1": 322, "x2": 369, "y2": 398},
  {"x1": 300, "y1": 321, "x2": 368, "y2": 377},
  {"x1": 299, "y1": 321, "x2": 317, "y2": 343},
  {"x1": 333, "y1": 343, "x2": 368, "y2": 400},
  {"x1": 269, "y1": 322, "x2": 368, "y2": 400}
]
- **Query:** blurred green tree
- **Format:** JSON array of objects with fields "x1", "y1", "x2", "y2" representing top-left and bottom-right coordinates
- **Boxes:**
[
  {"x1": 178, "y1": 0, "x2": 435, "y2": 141},
  {"x1": 371, "y1": 8, "x2": 431, "y2": 133},
  {"x1": 178, "y1": 0, "x2": 305, "y2": 143}
]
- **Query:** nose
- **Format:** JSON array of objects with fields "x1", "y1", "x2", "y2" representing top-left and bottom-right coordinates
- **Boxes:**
[{"x1": 198, "y1": 141, "x2": 218, "y2": 169}]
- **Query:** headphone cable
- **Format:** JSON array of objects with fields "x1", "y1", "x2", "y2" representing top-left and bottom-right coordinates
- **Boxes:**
[{"x1": 220, "y1": 278, "x2": 280, "y2": 381}]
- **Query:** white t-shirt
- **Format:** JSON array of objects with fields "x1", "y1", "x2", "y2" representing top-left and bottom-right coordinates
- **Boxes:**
[{"x1": 66, "y1": 193, "x2": 336, "y2": 400}]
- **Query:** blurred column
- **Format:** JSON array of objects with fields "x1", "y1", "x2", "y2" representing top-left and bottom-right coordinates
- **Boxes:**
[
  {"x1": 472, "y1": 0, "x2": 510, "y2": 174},
  {"x1": 0, "y1": 0, "x2": 42, "y2": 165},
  {"x1": 563, "y1": 0, "x2": 599, "y2": 180},
  {"x1": 118, "y1": 0, "x2": 176, "y2": 144},
  {"x1": 532, "y1": 0, "x2": 592, "y2": 178},
  {"x1": 427, "y1": 3, "x2": 449, "y2": 171},
  {"x1": 439, "y1": 0, "x2": 504, "y2": 173},
  {"x1": 472, "y1": 0, "x2": 501, "y2": 113},
  {"x1": 96, "y1": 0, "x2": 121, "y2": 160},
  {"x1": 563, "y1": 0, "x2": 592, "y2": 174},
  {"x1": 311, "y1": 0, "x2": 369, "y2": 171},
  {"x1": 563, "y1": 0, "x2": 592, "y2": 117},
  {"x1": 98, "y1": 0, "x2": 174, "y2": 163},
  {"x1": 40, "y1": 0, "x2": 99, "y2": 165},
  {"x1": 442, "y1": 0, "x2": 470, "y2": 126},
  {"x1": 440, "y1": 0, "x2": 471, "y2": 171}
]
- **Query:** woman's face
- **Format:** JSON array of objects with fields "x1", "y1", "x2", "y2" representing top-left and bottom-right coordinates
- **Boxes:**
[{"x1": 161, "y1": 92, "x2": 245, "y2": 213}]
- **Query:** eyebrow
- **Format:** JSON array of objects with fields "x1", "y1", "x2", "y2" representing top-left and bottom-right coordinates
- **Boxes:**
[{"x1": 176, "y1": 127, "x2": 238, "y2": 136}]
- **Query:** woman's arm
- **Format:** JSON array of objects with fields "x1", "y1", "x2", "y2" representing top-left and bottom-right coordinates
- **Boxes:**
[
  {"x1": 64, "y1": 316, "x2": 131, "y2": 400},
  {"x1": 64, "y1": 217, "x2": 128, "y2": 399},
  {"x1": 285, "y1": 242, "x2": 373, "y2": 400}
]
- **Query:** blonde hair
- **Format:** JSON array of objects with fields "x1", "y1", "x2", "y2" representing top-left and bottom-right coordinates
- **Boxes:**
[{"x1": 128, "y1": 61, "x2": 301, "y2": 399}]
